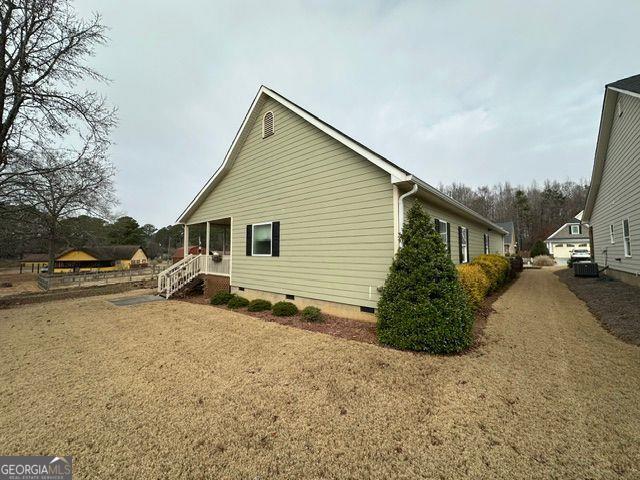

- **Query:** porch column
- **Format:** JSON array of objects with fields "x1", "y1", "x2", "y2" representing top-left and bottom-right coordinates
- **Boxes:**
[
  {"x1": 183, "y1": 224, "x2": 189, "y2": 259},
  {"x1": 205, "y1": 221, "x2": 210, "y2": 274}
]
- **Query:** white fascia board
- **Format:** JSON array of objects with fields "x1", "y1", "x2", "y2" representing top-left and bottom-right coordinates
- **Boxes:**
[
  {"x1": 546, "y1": 223, "x2": 570, "y2": 241},
  {"x1": 404, "y1": 176, "x2": 509, "y2": 235},
  {"x1": 262, "y1": 86, "x2": 411, "y2": 181},
  {"x1": 176, "y1": 88, "x2": 265, "y2": 224},
  {"x1": 608, "y1": 86, "x2": 640, "y2": 100},
  {"x1": 177, "y1": 86, "x2": 410, "y2": 224},
  {"x1": 583, "y1": 88, "x2": 618, "y2": 222}
]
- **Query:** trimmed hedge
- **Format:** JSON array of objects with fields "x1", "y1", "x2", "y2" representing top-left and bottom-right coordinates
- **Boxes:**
[
  {"x1": 247, "y1": 299, "x2": 272, "y2": 312},
  {"x1": 377, "y1": 202, "x2": 474, "y2": 354},
  {"x1": 470, "y1": 254, "x2": 511, "y2": 292},
  {"x1": 272, "y1": 301, "x2": 298, "y2": 317},
  {"x1": 301, "y1": 306, "x2": 322, "y2": 322},
  {"x1": 457, "y1": 264, "x2": 490, "y2": 308},
  {"x1": 210, "y1": 291, "x2": 234, "y2": 305},
  {"x1": 227, "y1": 295, "x2": 250, "y2": 309}
]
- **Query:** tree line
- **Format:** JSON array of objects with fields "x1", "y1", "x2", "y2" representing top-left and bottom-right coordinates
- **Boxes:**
[
  {"x1": 438, "y1": 179, "x2": 590, "y2": 251},
  {"x1": 0, "y1": 205, "x2": 193, "y2": 260}
]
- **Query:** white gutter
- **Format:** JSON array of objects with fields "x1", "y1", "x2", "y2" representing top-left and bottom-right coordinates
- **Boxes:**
[{"x1": 398, "y1": 184, "x2": 418, "y2": 234}]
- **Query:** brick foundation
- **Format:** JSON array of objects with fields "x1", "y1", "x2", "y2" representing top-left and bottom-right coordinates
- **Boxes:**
[{"x1": 201, "y1": 274, "x2": 230, "y2": 298}]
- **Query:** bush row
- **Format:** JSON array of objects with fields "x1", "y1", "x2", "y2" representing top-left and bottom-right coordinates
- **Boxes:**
[
  {"x1": 209, "y1": 292, "x2": 323, "y2": 322},
  {"x1": 457, "y1": 254, "x2": 516, "y2": 308}
]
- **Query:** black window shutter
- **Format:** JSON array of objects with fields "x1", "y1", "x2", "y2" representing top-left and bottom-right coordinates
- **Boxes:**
[
  {"x1": 272, "y1": 221, "x2": 280, "y2": 257},
  {"x1": 578, "y1": 224, "x2": 582, "y2": 235},
  {"x1": 446, "y1": 222, "x2": 451, "y2": 254},
  {"x1": 458, "y1": 226, "x2": 463, "y2": 263},
  {"x1": 246, "y1": 225, "x2": 252, "y2": 256},
  {"x1": 434, "y1": 219, "x2": 440, "y2": 232},
  {"x1": 466, "y1": 233, "x2": 470, "y2": 261}
]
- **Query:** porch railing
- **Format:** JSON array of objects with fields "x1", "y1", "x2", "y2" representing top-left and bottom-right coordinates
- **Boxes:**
[{"x1": 157, "y1": 254, "x2": 230, "y2": 298}]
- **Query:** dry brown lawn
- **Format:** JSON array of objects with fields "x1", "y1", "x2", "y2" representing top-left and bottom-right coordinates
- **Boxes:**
[
  {"x1": 0, "y1": 272, "x2": 40, "y2": 297},
  {"x1": 1, "y1": 270, "x2": 639, "y2": 479}
]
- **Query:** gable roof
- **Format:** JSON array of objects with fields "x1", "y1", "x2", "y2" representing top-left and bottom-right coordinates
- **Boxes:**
[
  {"x1": 583, "y1": 74, "x2": 640, "y2": 222},
  {"x1": 545, "y1": 220, "x2": 589, "y2": 241},
  {"x1": 495, "y1": 221, "x2": 514, "y2": 243},
  {"x1": 22, "y1": 253, "x2": 49, "y2": 262},
  {"x1": 56, "y1": 245, "x2": 145, "y2": 261},
  {"x1": 607, "y1": 73, "x2": 640, "y2": 95},
  {"x1": 178, "y1": 86, "x2": 507, "y2": 234}
]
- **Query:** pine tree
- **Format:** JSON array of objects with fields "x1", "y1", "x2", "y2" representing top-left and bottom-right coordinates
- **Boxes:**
[{"x1": 377, "y1": 202, "x2": 474, "y2": 353}]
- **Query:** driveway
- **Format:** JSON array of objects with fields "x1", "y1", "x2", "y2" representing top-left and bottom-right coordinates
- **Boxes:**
[{"x1": 0, "y1": 270, "x2": 638, "y2": 479}]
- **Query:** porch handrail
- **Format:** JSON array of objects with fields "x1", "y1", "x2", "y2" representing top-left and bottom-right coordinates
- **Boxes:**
[{"x1": 157, "y1": 254, "x2": 202, "y2": 298}]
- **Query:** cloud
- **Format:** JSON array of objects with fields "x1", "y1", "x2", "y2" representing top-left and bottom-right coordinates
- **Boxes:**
[{"x1": 72, "y1": 0, "x2": 640, "y2": 226}]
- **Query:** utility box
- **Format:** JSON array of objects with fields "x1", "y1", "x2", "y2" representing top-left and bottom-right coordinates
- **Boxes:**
[{"x1": 573, "y1": 262, "x2": 599, "y2": 277}]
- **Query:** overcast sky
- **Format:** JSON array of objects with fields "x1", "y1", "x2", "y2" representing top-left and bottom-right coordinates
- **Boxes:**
[{"x1": 75, "y1": 0, "x2": 640, "y2": 228}]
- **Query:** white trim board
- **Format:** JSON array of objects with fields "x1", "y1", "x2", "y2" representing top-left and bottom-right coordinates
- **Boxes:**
[{"x1": 176, "y1": 85, "x2": 507, "y2": 235}]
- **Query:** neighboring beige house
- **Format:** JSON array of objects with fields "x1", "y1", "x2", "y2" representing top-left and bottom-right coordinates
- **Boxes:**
[
  {"x1": 545, "y1": 213, "x2": 590, "y2": 264},
  {"x1": 162, "y1": 86, "x2": 506, "y2": 320},
  {"x1": 583, "y1": 74, "x2": 640, "y2": 286},
  {"x1": 496, "y1": 221, "x2": 517, "y2": 254}
]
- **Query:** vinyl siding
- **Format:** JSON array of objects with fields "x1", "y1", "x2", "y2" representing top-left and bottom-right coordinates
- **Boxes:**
[
  {"x1": 186, "y1": 98, "x2": 394, "y2": 308},
  {"x1": 591, "y1": 93, "x2": 640, "y2": 275},
  {"x1": 406, "y1": 196, "x2": 505, "y2": 263}
]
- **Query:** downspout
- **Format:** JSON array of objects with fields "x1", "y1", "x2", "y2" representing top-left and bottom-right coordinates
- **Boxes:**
[{"x1": 398, "y1": 184, "x2": 418, "y2": 236}]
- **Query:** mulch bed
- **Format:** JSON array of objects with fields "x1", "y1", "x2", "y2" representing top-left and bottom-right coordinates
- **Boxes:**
[
  {"x1": 176, "y1": 277, "x2": 518, "y2": 349},
  {"x1": 555, "y1": 268, "x2": 640, "y2": 346},
  {"x1": 0, "y1": 280, "x2": 156, "y2": 309},
  {"x1": 178, "y1": 295, "x2": 379, "y2": 344}
]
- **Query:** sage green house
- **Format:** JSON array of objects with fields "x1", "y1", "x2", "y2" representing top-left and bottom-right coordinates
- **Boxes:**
[
  {"x1": 583, "y1": 74, "x2": 640, "y2": 287},
  {"x1": 167, "y1": 86, "x2": 506, "y2": 320}
]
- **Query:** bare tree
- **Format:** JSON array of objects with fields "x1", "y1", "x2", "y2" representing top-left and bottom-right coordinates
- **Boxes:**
[
  {"x1": 13, "y1": 143, "x2": 116, "y2": 272},
  {"x1": 0, "y1": 0, "x2": 115, "y2": 191}
]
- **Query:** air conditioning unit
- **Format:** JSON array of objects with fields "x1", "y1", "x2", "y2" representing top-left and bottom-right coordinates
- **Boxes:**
[{"x1": 573, "y1": 262, "x2": 598, "y2": 277}]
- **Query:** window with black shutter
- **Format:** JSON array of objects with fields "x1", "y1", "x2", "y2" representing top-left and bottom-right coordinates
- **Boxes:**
[{"x1": 246, "y1": 221, "x2": 280, "y2": 257}]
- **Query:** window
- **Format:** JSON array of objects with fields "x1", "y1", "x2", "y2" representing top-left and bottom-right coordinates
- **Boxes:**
[
  {"x1": 570, "y1": 225, "x2": 580, "y2": 235},
  {"x1": 578, "y1": 244, "x2": 588, "y2": 247},
  {"x1": 610, "y1": 224, "x2": 615, "y2": 244},
  {"x1": 252, "y1": 222, "x2": 272, "y2": 255},
  {"x1": 567, "y1": 244, "x2": 575, "y2": 248},
  {"x1": 436, "y1": 219, "x2": 448, "y2": 247},
  {"x1": 262, "y1": 111, "x2": 274, "y2": 138},
  {"x1": 247, "y1": 221, "x2": 280, "y2": 257},
  {"x1": 483, "y1": 233, "x2": 490, "y2": 254},
  {"x1": 623, "y1": 219, "x2": 632, "y2": 257},
  {"x1": 460, "y1": 227, "x2": 469, "y2": 263}
]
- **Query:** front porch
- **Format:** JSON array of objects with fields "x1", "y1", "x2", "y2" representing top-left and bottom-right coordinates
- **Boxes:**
[
  {"x1": 182, "y1": 217, "x2": 231, "y2": 276},
  {"x1": 157, "y1": 217, "x2": 232, "y2": 298}
]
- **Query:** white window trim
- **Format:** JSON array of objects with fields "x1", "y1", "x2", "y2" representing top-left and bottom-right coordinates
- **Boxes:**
[
  {"x1": 437, "y1": 219, "x2": 448, "y2": 247},
  {"x1": 623, "y1": 218, "x2": 632, "y2": 257},
  {"x1": 570, "y1": 224, "x2": 580, "y2": 235},
  {"x1": 262, "y1": 111, "x2": 275, "y2": 138},
  {"x1": 460, "y1": 226, "x2": 469, "y2": 264},
  {"x1": 252, "y1": 221, "x2": 273, "y2": 257},
  {"x1": 609, "y1": 224, "x2": 615, "y2": 244}
]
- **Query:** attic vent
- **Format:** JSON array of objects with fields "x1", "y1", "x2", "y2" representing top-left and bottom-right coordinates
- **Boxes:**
[{"x1": 263, "y1": 111, "x2": 274, "y2": 138}]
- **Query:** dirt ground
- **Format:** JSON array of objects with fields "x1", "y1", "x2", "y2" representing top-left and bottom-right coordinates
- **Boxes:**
[
  {"x1": 0, "y1": 272, "x2": 40, "y2": 297},
  {"x1": 556, "y1": 267, "x2": 640, "y2": 345},
  {"x1": 1, "y1": 270, "x2": 639, "y2": 479}
]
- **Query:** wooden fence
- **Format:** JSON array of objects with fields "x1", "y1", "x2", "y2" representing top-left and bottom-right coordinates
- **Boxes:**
[{"x1": 37, "y1": 266, "x2": 162, "y2": 291}]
